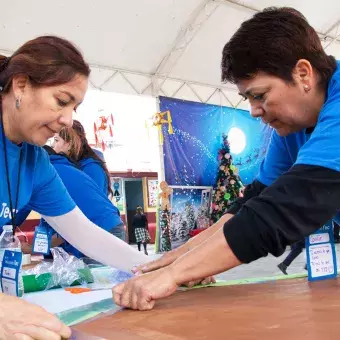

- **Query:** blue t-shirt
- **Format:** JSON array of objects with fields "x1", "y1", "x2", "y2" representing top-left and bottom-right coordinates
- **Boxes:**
[
  {"x1": 48, "y1": 154, "x2": 121, "y2": 231},
  {"x1": 258, "y1": 61, "x2": 340, "y2": 186},
  {"x1": 0, "y1": 126, "x2": 75, "y2": 228},
  {"x1": 79, "y1": 158, "x2": 108, "y2": 196},
  {"x1": 43, "y1": 154, "x2": 121, "y2": 257}
]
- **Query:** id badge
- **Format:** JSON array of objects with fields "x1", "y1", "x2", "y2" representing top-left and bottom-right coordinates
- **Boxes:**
[
  {"x1": 1, "y1": 250, "x2": 22, "y2": 297},
  {"x1": 32, "y1": 225, "x2": 52, "y2": 255}
]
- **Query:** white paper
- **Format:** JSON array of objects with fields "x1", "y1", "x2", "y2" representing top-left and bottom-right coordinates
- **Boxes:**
[
  {"x1": 33, "y1": 234, "x2": 49, "y2": 254},
  {"x1": 2, "y1": 278, "x2": 17, "y2": 296},
  {"x1": 309, "y1": 233, "x2": 330, "y2": 245},
  {"x1": 23, "y1": 288, "x2": 113, "y2": 314},
  {"x1": 309, "y1": 243, "x2": 334, "y2": 278},
  {"x1": 2, "y1": 266, "x2": 16, "y2": 280}
]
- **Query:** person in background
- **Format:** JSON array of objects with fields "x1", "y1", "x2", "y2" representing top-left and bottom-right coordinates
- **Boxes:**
[
  {"x1": 132, "y1": 206, "x2": 151, "y2": 255},
  {"x1": 93, "y1": 147, "x2": 105, "y2": 160},
  {"x1": 53, "y1": 127, "x2": 126, "y2": 242},
  {"x1": 20, "y1": 144, "x2": 126, "y2": 256},
  {"x1": 0, "y1": 35, "x2": 147, "y2": 337},
  {"x1": 277, "y1": 239, "x2": 306, "y2": 275},
  {"x1": 112, "y1": 7, "x2": 340, "y2": 311},
  {"x1": 73, "y1": 119, "x2": 113, "y2": 197}
]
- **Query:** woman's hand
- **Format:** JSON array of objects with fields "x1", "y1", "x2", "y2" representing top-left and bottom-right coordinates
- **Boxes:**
[{"x1": 0, "y1": 293, "x2": 71, "y2": 339}]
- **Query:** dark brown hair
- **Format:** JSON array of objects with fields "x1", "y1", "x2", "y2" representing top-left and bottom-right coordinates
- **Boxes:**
[
  {"x1": 0, "y1": 35, "x2": 90, "y2": 92},
  {"x1": 58, "y1": 127, "x2": 82, "y2": 162},
  {"x1": 221, "y1": 7, "x2": 336, "y2": 90},
  {"x1": 72, "y1": 120, "x2": 114, "y2": 197}
]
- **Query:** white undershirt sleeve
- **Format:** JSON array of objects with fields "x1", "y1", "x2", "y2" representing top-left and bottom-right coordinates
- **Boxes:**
[{"x1": 43, "y1": 207, "x2": 149, "y2": 272}]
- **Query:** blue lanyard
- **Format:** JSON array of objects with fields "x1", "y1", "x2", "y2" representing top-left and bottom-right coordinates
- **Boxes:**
[{"x1": 0, "y1": 97, "x2": 22, "y2": 235}]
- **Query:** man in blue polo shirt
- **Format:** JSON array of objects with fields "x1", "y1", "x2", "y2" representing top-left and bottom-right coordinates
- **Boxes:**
[{"x1": 110, "y1": 7, "x2": 340, "y2": 311}]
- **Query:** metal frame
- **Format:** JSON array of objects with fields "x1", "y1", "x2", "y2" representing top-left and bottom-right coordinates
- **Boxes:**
[
  {"x1": 218, "y1": 0, "x2": 340, "y2": 45},
  {"x1": 2, "y1": 1, "x2": 339, "y2": 108},
  {"x1": 85, "y1": 63, "x2": 240, "y2": 106},
  {"x1": 83, "y1": 0, "x2": 340, "y2": 107},
  {"x1": 153, "y1": 0, "x2": 220, "y2": 94}
]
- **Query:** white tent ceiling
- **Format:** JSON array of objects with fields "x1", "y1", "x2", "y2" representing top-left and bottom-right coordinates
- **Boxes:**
[{"x1": 2, "y1": 0, "x2": 340, "y2": 109}]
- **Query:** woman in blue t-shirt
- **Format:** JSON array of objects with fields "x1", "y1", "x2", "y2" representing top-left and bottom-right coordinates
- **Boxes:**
[
  {"x1": 113, "y1": 7, "x2": 340, "y2": 310},
  {"x1": 47, "y1": 145, "x2": 125, "y2": 255},
  {"x1": 0, "y1": 36, "x2": 147, "y2": 338},
  {"x1": 52, "y1": 125, "x2": 126, "y2": 241},
  {"x1": 72, "y1": 119, "x2": 113, "y2": 197}
]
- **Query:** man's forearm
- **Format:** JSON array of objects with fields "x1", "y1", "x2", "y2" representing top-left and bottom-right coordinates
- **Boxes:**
[
  {"x1": 182, "y1": 180, "x2": 264, "y2": 254},
  {"x1": 185, "y1": 213, "x2": 233, "y2": 251},
  {"x1": 170, "y1": 228, "x2": 241, "y2": 285}
]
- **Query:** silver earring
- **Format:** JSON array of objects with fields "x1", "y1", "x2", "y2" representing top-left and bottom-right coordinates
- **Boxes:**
[
  {"x1": 303, "y1": 85, "x2": 310, "y2": 91},
  {"x1": 15, "y1": 97, "x2": 21, "y2": 109}
]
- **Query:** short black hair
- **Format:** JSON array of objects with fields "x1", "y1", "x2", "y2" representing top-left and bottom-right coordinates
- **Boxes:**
[{"x1": 221, "y1": 7, "x2": 336, "y2": 89}]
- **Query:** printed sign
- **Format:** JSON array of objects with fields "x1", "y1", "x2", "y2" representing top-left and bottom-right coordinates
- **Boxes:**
[{"x1": 306, "y1": 221, "x2": 337, "y2": 282}]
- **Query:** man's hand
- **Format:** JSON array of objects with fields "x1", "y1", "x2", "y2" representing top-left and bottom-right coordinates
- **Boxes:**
[
  {"x1": 132, "y1": 213, "x2": 234, "y2": 275},
  {"x1": 113, "y1": 268, "x2": 178, "y2": 311},
  {"x1": 132, "y1": 245, "x2": 188, "y2": 275},
  {"x1": 183, "y1": 276, "x2": 216, "y2": 288}
]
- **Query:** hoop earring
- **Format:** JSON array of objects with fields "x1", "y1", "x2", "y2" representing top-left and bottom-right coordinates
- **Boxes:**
[{"x1": 15, "y1": 97, "x2": 21, "y2": 109}]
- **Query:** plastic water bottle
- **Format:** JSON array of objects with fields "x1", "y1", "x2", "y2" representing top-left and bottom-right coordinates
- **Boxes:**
[{"x1": 0, "y1": 225, "x2": 24, "y2": 297}]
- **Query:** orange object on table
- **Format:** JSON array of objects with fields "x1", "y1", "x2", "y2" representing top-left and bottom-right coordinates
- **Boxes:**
[{"x1": 65, "y1": 287, "x2": 92, "y2": 294}]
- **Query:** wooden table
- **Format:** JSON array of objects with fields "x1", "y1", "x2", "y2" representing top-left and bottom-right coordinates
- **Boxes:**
[{"x1": 74, "y1": 277, "x2": 340, "y2": 340}]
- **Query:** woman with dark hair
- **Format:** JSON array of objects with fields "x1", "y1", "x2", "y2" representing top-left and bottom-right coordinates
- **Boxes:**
[
  {"x1": 72, "y1": 119, "x2": 113, "y2": 197},
  {"x1": 52, "y1": 126, "x2": 82, "y2": 163},
  {"x1": 113, "y1": 7, "x2": 340, "y2": 310},
  {"x1": 52, "y1": 126, "x2": 126, "y2": 242},
  {"x1": 33, "y1": 145, "x2": 124, "y2": 257},
  {"x1": 0, "y1": 36, "x2": 147, "y2": 336}
]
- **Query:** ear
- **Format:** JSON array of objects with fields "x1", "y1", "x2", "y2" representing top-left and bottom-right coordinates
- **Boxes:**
[
  {"x1": 11, "y1": 74, "x2": 30, "y2": 98},
  {"x1": 63, "y1": 141, "x2": 71, "y2": 153},
  {"x1": 293, "y1": 59, "x2": 314, "y2": 88}
]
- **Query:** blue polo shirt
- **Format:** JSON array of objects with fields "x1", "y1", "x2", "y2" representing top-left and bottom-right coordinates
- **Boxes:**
[
  {"x1": 0, "y1": 128, "x2": 75, "y2": 228},
  {"x1": 79, "y1": 158, "x2": 108, "y2": 196},
  {"x1": 258, "y1": 61, "x2": 340, "y2": 186},
  {"x1": 43, "y1": 153, "x2": 121, "y2": 258},
  {"x1": 49, "y1": 154, "x2": 120, "y2": 231}
]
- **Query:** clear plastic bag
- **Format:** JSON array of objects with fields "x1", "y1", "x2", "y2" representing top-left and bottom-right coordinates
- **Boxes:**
[
  {"x1": 23, "y1": 247, "x2": 87, "y2": 290},
  {"x1": 87, "y1": 267, "x2": 133, "y2": 290}
]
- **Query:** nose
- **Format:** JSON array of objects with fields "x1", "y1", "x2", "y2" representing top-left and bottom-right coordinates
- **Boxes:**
[
  {"x1": 59, "y1": 109, "x2": 74, "y2": 128},
  {"x1": 249, "y1": 103, "x2": 264, "y2": 118}
]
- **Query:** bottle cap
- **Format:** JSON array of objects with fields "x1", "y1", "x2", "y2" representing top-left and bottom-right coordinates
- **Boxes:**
[{"x1": 3, "y1": 225, "x2": 13, "y2": 232}]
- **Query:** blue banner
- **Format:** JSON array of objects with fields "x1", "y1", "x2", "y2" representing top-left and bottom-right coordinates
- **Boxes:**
[{"x1": 160, "y1": 96, "x2": 271, "y2": 186}]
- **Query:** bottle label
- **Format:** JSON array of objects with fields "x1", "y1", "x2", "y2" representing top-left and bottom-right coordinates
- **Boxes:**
[
  {"x1": 1, "y1": 250, "x2": 22, "y2": 297},
  {"x1": 32, "y1": 226, "x2": 52, "y2": 255}
]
